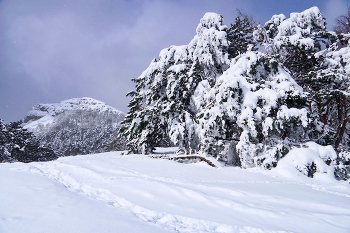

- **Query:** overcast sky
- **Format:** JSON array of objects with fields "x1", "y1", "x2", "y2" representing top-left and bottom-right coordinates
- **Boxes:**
[{"x1": 0, "y1": 0, "x2": 349, "y2": 122}]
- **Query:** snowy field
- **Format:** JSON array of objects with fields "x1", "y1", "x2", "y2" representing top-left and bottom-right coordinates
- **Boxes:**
[{"x1": 1, "y1": 148, "x2": 350, "y2": 233}]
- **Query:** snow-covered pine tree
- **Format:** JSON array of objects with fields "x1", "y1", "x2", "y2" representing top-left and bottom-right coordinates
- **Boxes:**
[
  {"x1": 301, "y1": 47, "x2": 350, "y2": 151},
  {"x1": 119, "y1": 66, "x2": 170, "y2": 154},
  {"x1": 251, "y1": 7, "x2": 350, "y2": 177},
  {"x1": 0, "y1": 119, "x2": 11, "y2": 162},
  {"x1": 258, "y1": 7, "x2": 349, "y2": 151},
  {"x1": 262, "y1": 7, "x2": 338, "y2": 80},
  {"x1": 120, "y1": 8, "x2": 349, "y2": 177},
  {"x1": 0, "y1": 120, "x2": 58, "y2": 163},
  {"x1": 313, "y1": 47, "x2": 350, "y2": 180},
  {"x1": 196, "y1": 52, "x2": 316, "y2": 168},
  {"x1": 120, "y1": 13, "x2": 230, "y2": 154},
  {"x1": 6, "y1": 121, "x2": 38, "y2": 162},
  {"x1": 227, "y1": 11, "x2": 257, "y2": 59}
]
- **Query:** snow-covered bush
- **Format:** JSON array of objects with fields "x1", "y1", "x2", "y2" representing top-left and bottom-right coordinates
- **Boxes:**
[
  {"x1": 276, "y1": 145, "x2": 335, "y2": 179},
  {"x1": 334, "y1": 151, "x2": 350, "y2": 180}
]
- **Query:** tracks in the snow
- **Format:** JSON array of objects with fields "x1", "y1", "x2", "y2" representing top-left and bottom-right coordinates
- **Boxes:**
[{"x1": 22, "y1": 161, "x2": 288, "y2": 233}]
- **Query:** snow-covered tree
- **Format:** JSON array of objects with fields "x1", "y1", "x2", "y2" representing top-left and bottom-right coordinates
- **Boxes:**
[
  {"x1": 121, "y1": 8, "x2": 350, "y2": 179},
  {"x1": 120, "y1": 13, "x2": 230, "y2": 154},
  {"x1": 0, "y1": 119, "x2": 11, "y2": 162},
  {"x1": 0, "y1": 120, "x2": 58, "y2": 163},
  {"x1": 196, "y1": 52, "x2": 318, "y2": 168},
  {"x1": 227, "y1": 11, "x2": 257, "y2": 59},
  {"x1": 308, "y1": 47, "x2": 350, "y2": 151},
  {"x1": 261, "y1": 7, "x2": 338, "y2": 79},
  {"x1": 249, "y1": 7, "x2": 350, "y2": 176},
  {"x1": 256, "y1": 7, "x2": 349, "y2": 150}
]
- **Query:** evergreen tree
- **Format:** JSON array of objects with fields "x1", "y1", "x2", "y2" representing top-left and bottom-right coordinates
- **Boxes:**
[
  {"x1": 121, "y1": 8, "x2": 349, "y2": 179},
  {"x1": 262, "y1": 7, "x2": 338, "y2": 80},
  {"x1": 227, "y1": 11, "x2": 257, "y2": 59},
  {"x1": 119, "y1": 67, "x2": 169, "y2": 154},
  {"x1": 0, "y1": 120, "x2": 58, "y2": 163},
  {"x1": 304, "y1": 47, "x2": 350, "y2": 151},
  {"x1": 0, "y1": 119, "x2": 12, "y2": 162},
  {"x1": 196, "y1": 52, "x2": 317, "y2": 168},
  {"x1": 252, "y1": 7, "x2": 350, "y2": 177},
  {"x1": 257, "y1": 7, "x2": 349, "y2": 151},
  {"x1": 120, "y1": 13, "x2": 230, "y2": 154}
]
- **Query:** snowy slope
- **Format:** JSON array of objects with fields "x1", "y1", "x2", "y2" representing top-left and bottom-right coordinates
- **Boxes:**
[{"x1": 1, "y1": 148, "x2": 350, "y2": 233}]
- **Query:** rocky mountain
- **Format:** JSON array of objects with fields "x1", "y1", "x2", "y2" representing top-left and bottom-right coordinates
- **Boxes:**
[{"x1": 23, "y1": 97, "x2": 126, "y2": 156}]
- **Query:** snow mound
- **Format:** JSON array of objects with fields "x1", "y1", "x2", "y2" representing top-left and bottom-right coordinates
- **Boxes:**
[{"x1": 275, "y1": 143, "x2": 336, "y2": 180}]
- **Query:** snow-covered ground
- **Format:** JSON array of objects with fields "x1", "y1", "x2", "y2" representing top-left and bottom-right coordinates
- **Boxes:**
[{"x1": 1, "y1": 148, "x2": 350, "y2": 233}]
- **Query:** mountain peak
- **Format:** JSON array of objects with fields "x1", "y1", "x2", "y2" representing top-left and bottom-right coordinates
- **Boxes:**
[{"x1": 24, "y1": 97, "x2": 124, "y2": 124}]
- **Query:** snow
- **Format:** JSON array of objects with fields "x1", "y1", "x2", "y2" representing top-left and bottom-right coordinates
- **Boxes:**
[
  {"x1": 277, "y1": 105, "x2": 309, "y2": 128},
  {"x1": 168, "y1": 64, "x2": 187, "y2": 73},
  {"x1": 264, "y1": 7, "x2": 326, "y2": 51},
  {"x1": 23, "y1": 114, "x2": 55, "y2": 129},
  {"x1": 1, "y1": 148, "x2": 350, "y2": 233},
  {"x1": 275, "y1": 147, "x2": 334, "y2": 180},
  {"x1": 327, "y1": 46, "x2": 350, "y2": 77},
  {"x1": 305, "y1": 142, "x2": 338, "y2": 161}
]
